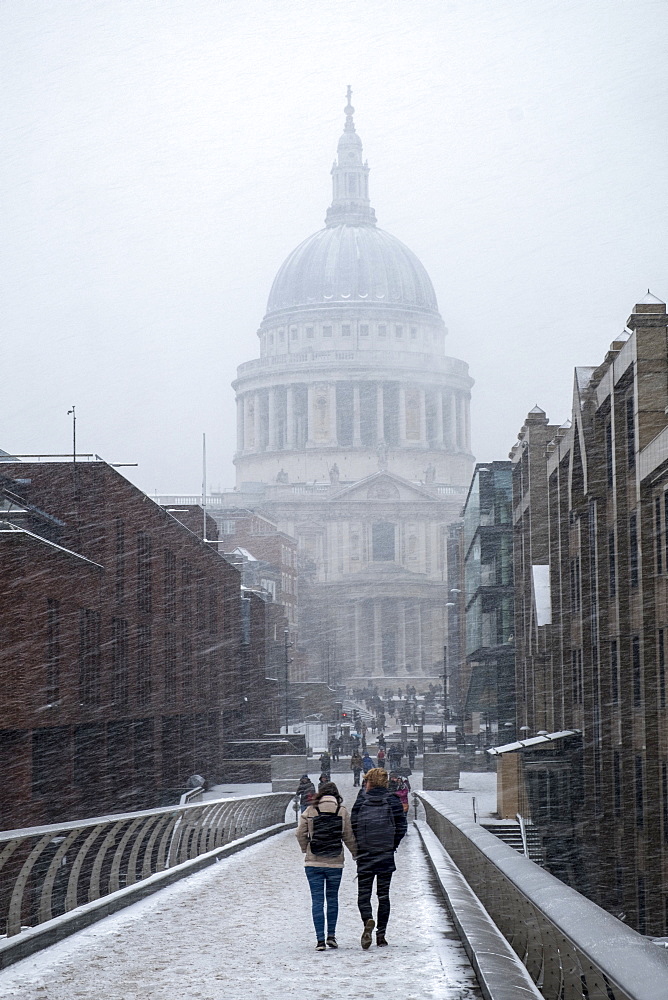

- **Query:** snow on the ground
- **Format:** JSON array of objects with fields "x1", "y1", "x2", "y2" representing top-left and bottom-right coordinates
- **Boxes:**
[
  {"x1": 428, "y1": 770, "x2": 499, "y2": 823},
  {"x1": 0, "y1": 771, "x2": 482, "y2": 1000}
]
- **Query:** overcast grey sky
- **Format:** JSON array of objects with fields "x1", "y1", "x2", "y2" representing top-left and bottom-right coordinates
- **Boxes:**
[{"x1": 1, "y1": 0, "x2": 666, "y2": 495}]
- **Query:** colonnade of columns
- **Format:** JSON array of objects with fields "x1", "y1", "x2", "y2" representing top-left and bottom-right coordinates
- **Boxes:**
[
  {"x1": 329, "y1": 597, "x2": 443, "y2": 679},
  {"x1": 236, "y1": 380, "x2": 471, "y2": 454}
]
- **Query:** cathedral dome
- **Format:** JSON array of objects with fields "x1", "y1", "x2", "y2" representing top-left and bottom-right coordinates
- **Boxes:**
[{"x1": 266, "y1": 223, "x2": 439, "y2": 316}]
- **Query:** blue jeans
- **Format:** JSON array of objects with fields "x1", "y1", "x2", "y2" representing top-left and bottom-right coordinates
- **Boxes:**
[{"x1": 305, "y1": 867, "x2": 343, "y2": 941}]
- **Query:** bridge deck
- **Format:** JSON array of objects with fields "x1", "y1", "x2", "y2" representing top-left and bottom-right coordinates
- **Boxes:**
[{"x1": 0, "y1": 774, "x2": 482, "y2": 1000}]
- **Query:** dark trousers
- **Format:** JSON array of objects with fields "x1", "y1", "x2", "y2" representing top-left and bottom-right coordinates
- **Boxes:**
[
  {"x1": 353, "y1": 768, "x2": 361, "y2": 786},
  {"x1": 357, "y1": 870, "x2": 393, "y2": 932}
]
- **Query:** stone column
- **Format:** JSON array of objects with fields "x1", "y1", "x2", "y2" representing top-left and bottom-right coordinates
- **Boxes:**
[
  {"x1": 435, "y1": 389, "x2": 444, "y2": 446},
  {"x1": 329, "y1": 383, "x2": 338, "y2": 445},
  {"x1": 457, "y1": 393, "x2": 465, "y2": 449},
  {"x1": 376, "y1": 383, "x2": 385, "y2": 443},
  {"x1": 416, "y1": 603, "x2": 423, "y2": 675},
  {"x1": 236, "y1": 396, "x2": 244, "y2": 452},
  {"x1": 353, "y1": 384, "x2": 362, "y2": 446},
  {"x1": 450, "y1": 393, "x2": 458, "y2": 450},
  {"x1": 243, "y1": 394, "x2": 254, "y2": 450},
  {"x1": 268, "y1": 388, "x2": 277, "y2": 449},
  {"x1": 399, "y1": 602, "x2": 407, "y2": 676},
  {"x1": 286, "y1": 386, "x2": 295, "y2": 448},
  {"x1": 464, "y1": 394, "x2": 471, "y2": 451},
  {"x1": 373, "y1": 600, "x2": 383, "y2": 676},
  {"x1": 419, "y1": 388, "x2": 427, "y2": 446},
  {"x1": 398, "y1": 385, "x2": 407, "y2": 445},
  {"x1": 306, "y1": 385, "x2": 316, "y2": 446},
  {"x1": 254, "y1": 391, "x2": 262, "y2": 452}
]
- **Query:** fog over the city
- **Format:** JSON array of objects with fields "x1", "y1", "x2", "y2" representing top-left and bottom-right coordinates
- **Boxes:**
[{"x1": 1, "y1": 0, "x2": 665, "y2": 494}]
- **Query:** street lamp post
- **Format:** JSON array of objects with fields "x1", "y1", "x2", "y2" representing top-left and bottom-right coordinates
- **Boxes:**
[
  {"x1": 283, "y1": 629, "x2": 291, "y2": 735},
  {"x1": 442, "y1": 645, "x2": 448, "y2": 747}
]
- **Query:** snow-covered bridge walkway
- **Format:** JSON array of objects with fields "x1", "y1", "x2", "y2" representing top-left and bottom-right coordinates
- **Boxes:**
[{"x1": 0, "y1": 775, "x2": 482, "y2": 1000}]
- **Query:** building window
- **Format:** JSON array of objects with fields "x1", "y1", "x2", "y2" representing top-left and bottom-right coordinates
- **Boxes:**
[
  {"x1": 605, "y1": 421, "x2": 613, "y2": 488},
  {"x1": 46, "y1": 599, "x2": 61, "y2": 705},
  {"x1": 570, "y1": 557, "x2": 581, "y2": 612},
  {"x1": 306, "y1": 327, "x2": 314, "y2": 338},
  {"x1": 342, "y1": 324, "x2": 351, "y2": 337},
  {"x1": 137, "y1": 624, "x2": 152, "y2": 708},
  {"x1": 323, "y1": 326, "x2": 332, "y2": 337},
  {"x1": 629, "y1": 512, "x2": 639, "y2": 588},
  {"x1": 608, "y1": 530, "x2": 616, "y2": 598},
  {"x1": 290, "y1": 327, "x2": 298, "y2": 339},
  {"x1": 572, "y1": 648, "x2": 583, "y2": 705},
  {"x1": 372, "y1": 522, "x2": 395, "y2": 561},
  {"x1": 613, "y1": 751, "x2": 622, "y2": 817},
  {"x1": 626, "y1": 393, "x2": 636, "y2": 469},
  {"x1": 209, "y1": 585, "x2": 219, "y2": 634},
  {"x1": 360, "y1": 325, "x2": 369, "y2": 337},
  {"x1": 635, "y1": 755, "x2": 644, "y2": 829},
  {"x1": 115, "y1": 519, "x2": 125, "y2": 602},
  {"x1": 165, "y1": 550, "x2": 176, "y2": 622},
  {"x1": 165, "y1": 632, "x2": 177, "y2": 704},
  {"x1": 656, "y1": 497, "x2": 663, "y2": 575},
  {"x1": 659, "y1": 629, "x2": 666, "y2": 709},
  {"x1": 79, "y1": 608, "x2": 101, "y2": 706},
  {"x1": 279, "y1": 329, "x2": 285, "y2": 341},
  {"x1": 268, "y1": 333, "x2": 274, "y2": 345},
  {"x1": 378, "y1": 325, "x2": 387, "y2": 338},
  {"x1": 632, "y1": 635, "x2": 642, "y2": 707},
  {"x1": 181, "y1": 561, "x2": 192, "y2": 622},
  {"x1": 410, "y1": 326, "x2": 417, "y2": 339},
  {"x1": 111, "y1": 617, "x2": 129, "y2": 707},
  {"x1": 395, "y1": 325, "x2": 403, "y2": 338},
  {"x1": 182, "y1": 634, "x2": 193, "y2": 696},
  {"x1": 610, "y1": 639, "x2": 619, "y2": 705},
  {"x1": 662, "y1": 761, "x2": 668, "y2": 844},
  {"x1": 137, "y1": 532, "x2": 152, "y2": 615}
]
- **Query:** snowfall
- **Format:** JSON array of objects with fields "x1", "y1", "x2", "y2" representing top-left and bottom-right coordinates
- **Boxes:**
[{"x1": 0, "y1": 771, "x2": 490, "y2": 1000}]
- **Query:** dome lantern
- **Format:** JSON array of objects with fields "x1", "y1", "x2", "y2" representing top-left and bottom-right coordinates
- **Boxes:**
[{"x1": 325, "y1": 86, "x2": 377, "y2": 228}]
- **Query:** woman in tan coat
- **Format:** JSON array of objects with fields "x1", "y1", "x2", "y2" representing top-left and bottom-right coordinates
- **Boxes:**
[{"x1": 296, "y1": 781, "x2": 357, "y2": 950}]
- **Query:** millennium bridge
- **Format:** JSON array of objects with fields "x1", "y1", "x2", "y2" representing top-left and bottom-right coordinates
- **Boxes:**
[{"x1": 0, "y1": 772, "x2": 666, "y2": 1000}]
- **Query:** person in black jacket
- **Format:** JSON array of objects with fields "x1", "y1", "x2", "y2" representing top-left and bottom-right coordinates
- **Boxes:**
[{"x1": 351, "y1": 766, "x2": 407, "y2": 948}]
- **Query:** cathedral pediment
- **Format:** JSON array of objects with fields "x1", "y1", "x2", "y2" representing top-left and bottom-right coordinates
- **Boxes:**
[{"x1": 328, "y1": 471, "x2": 441, "y2": 503}]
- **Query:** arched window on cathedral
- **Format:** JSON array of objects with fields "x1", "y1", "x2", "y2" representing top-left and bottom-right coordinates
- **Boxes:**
[{"x1": 372, "y1": 522, "x2": 395, "y2": 562}]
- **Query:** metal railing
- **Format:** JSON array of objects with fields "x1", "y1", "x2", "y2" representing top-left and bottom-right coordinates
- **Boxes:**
[
  {"x1": 0, "y1": 793, "x2": 293, "y2": 939},
  {"x1": 417, "y1": 792, "x2": 668, "y2": 1000}
]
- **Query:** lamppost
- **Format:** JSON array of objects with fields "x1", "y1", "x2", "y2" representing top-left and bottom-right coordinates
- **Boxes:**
[
  {"x1": 442, "y1": 644, "x2": 448, "y2": 747},
  {"x1": 283, "y1": 629, "x2": 292, "y2": 735}
]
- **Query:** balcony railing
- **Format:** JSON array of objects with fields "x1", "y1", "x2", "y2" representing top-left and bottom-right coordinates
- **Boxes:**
[{"x1": 417, "y1": 792, "x2": 668, "y2": 1000}]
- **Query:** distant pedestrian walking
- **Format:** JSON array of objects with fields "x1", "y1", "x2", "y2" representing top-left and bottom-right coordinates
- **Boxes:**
[
  {"x1": 361, "y1": 752, "x2": 374, "y2": 774},
  {"x1": 407, "y1": 740, "x2": 417, "y2": 769},
  {"x1": 351, "y1": 767, "x2": 407, "y2": 948},
  {"x1": 296, "y1": 774, "x2": 315, "y2": 813},
  {"x1": 376, "y1": 747, "x2": 386, "y2": 769},
  {"x1": 350, "y1": 750, "x2": 363, "y2": 786},
  {"x1": 296, "y1": 781, "x2": 357, "y2": 951}
]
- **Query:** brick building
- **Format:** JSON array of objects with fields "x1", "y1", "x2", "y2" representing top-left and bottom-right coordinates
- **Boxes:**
[
  {"x1": 509, "y1": 293, "x2": 668, "y2": 934},
  {"x1": 0, "y1": 461, "x2": 278, "y2": 830}
]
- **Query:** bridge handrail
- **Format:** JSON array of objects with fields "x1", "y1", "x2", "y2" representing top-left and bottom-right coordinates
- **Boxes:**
[
  {"x1": 417, "y1": 791, "x2": 668, "y2": 1000},
  {"x1": 0, "y1": 792, "x2": 293, "y2": 939}
]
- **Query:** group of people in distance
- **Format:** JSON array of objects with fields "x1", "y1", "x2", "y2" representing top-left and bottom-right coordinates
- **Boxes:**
[{"x1": 294, "y1": 767, "x2": 408, "y2": 952}]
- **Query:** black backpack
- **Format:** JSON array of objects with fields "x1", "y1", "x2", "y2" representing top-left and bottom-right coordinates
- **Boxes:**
[
  {"x1": 355, "y1": 792, "x2": 396, "y2": 852},
  {"x1": 309, "y1": 803, "x2": 343, "y2": 856}
]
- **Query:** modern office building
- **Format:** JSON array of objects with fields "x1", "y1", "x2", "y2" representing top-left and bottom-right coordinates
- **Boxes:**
[{"x1": 509, "y1": 293, "x2": 668, "y2": 935}]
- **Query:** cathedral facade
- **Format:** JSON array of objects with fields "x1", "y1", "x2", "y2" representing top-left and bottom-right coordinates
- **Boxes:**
[{"x1": 225, "y1": 91, "x2": 475, "y2": 688}]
